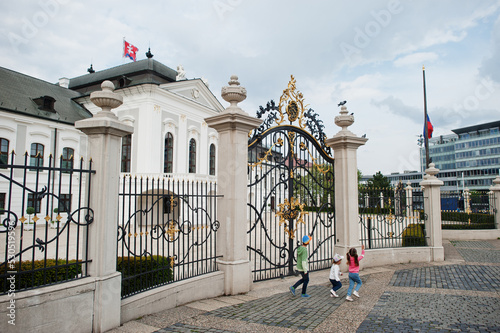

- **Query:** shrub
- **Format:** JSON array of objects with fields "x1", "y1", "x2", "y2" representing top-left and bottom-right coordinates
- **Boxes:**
[
  {"x1": 442, "y1": 223, "x2": 495, "y2": 230},
  {"x1": 117, "y1": 255, "x2": 173, "y2": 296},
  {"x1": 402, "y1": 224, "x2": 426, "y2": 247},
  {"x1": 441, "y1": 211, "x2": 494, "y2": 225},
  {"x1": 0, "y1": 259, "x2": 82, "y2": 293}
]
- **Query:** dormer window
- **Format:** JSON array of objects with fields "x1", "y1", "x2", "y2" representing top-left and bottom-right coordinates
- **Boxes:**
[
  {"x1": 119, "y1": 75, "x2": 132, "y2": 88},
  {"x1": 33, "y1": 95, "x2": 56, "y2": 112}
]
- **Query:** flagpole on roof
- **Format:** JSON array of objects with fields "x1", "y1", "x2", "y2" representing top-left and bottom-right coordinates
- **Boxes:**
[{"x1": 422, "y1": 65, "x2": 430, "y2": 170}]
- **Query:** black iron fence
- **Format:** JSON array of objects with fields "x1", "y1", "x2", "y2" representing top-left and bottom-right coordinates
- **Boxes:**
[
  {"x1": 441, "y1": 191, "x2": 496, "y2": 229},
  {"x1": 117, "y1": 175, "x2": 220, "y2": 299},
  {"x1": 358, "y1": 185, "x2": 426, "y2": 249},
  {"x1": 0, "y1": 151, "x2": 94, "y2": 295}
]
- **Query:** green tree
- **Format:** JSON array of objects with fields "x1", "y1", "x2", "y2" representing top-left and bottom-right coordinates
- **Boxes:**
[
  {"x1": 367, "y1": 171, "x2": 391, "y2": 189},
  {"x1": 293, "y1": 164, "x2": 334, "y2": 208}
]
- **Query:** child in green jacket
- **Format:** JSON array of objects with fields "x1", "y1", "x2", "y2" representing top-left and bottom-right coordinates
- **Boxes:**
[{"x1": 289, "y1": 235, "x2": 311, "y2": 298}]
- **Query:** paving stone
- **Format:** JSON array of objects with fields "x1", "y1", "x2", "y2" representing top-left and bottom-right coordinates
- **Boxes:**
[
  {"x1": 391, "y1": 264, "x2": 500, "y2": 291},
  {"x1": 357, "y1": 291, "x2": 500, "y2": 333},
  {"x1": 202, "y1": 283, "x2": 359, "y2": 330},
  {"x1": 450, "y1": 241, "x2": 494, "y2": 249}
]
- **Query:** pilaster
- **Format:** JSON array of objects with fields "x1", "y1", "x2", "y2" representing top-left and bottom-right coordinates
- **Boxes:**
[
  {"x1": 205, "y1": 75, "x2": 261, "y2": 295},
  {"x1": 75, "y1": 81, "x2": 134, "y2": 332},
  {"x1": 325, "y1": 104, "x2": 367, "y2": 257},
  {"x1": 420, "y1": 163, "x2": 444, "y2": 261}
]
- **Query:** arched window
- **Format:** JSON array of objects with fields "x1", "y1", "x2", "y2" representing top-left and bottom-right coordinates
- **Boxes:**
[
  {"x1": 0, "y1": 138, "x2": 9, "y2": 166},
  {"x1": 164, "y1": 132, "x2": 174, "y2": 173},
  {"x1": 189, "y1": 139, "x2": 196, "y2": 173},
  {"x1": 209, "y1": 144, "x2": 216, "y2": 176},
  {"x1": 121, "y1": 134, "x2": 131, "y2": 173},
  {"x1": 30, "y1": 143, "x2": 44, "y2": 168},
  {"x1": 61, "y1": 147, "x2": 74, "y2": 172}
]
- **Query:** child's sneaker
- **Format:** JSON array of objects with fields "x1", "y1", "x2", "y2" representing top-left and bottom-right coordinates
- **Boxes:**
[
  {"x1": 330, "y1": 290, "x2": 338, "y2": 298},
  {"x1": 289, "y1": 286, "x2": 296, "y2": 296},
  {"x1": 301, "y1": 294, "x2": 311, "y2": 298},
  {"x1": 353, "y1": 291, "x2": 360, "y2": 298},
  {"x1": 346, "y1": 296, "x2": 354, "y2": 302}
]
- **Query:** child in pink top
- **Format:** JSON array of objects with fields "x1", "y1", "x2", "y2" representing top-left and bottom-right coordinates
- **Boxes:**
[{"x1": 345, "y1": 245, "x2": 365, "y2": 301}]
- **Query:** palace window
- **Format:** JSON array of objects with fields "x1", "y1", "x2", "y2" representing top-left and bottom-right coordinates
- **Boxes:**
[
  {"x1": 189, "y1": 139, "x2": 196, "y2": 173},
  {"x1": 164, "y1": 133, "x2": 173, "y2": 173},
  {"x1": 30, "y1": 143, "x2": 44, "y2": 169},
  {"x1": 0, "y1": 138, "x2": 8, "y2": 166},
  {"x1": 28, "y1": 193, "x2": 42, "y2": 214},
  {"x1": 61, "y1": 147, "x2": 74, "y2": 172},
  {"x1": 209, "y1": 144, "x2": 216, "y2": 176},
  {"x1": 121, "y1": 134, "x2": 131, "y2": 173},
  {"x1": 58, "y1": 194, "x2": 71, "y2": 213}
]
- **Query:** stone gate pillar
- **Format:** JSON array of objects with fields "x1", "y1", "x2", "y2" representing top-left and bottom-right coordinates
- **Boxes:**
[
  {"x1": 75, "y1": 81, "x2": 134, "y2": 332},
  {"x1": 325, "y1": 105, "x2": 367, "y2": 257},
  {"x1": 205, "y1": 75, "x2": 261, "y2": 295},
  {"x1": 489, "y1": 176, "x2": 500, "y2": 229},
  {"x1": 420, "y1": 163, "x2": 444, "y2": 261}
]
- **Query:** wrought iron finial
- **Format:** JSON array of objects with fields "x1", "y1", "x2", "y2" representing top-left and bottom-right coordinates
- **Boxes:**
[
  {"x1": 87, "y1": 64, "x2": 95, "y2": 74},
  {"x1": 146, "y1": 47, "x2": 153, "y2": 58}
]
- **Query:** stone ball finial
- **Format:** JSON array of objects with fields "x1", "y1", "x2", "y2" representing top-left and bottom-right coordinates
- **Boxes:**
[
  {"x1": 90, "y1": 80, "x2": 123, "y2": 118},
  {"x1": 228, "y1": 75, "x2": 240, "y2": 86},
  {"x1": 100, "y1": 80, "x2": 115, "y2": 92},
  {"x1": 221, "y1": 74, "x2": 247, "y2": 111},
  {"x1": 425, "y1": 162, "x2": 439, "y2": 177}
]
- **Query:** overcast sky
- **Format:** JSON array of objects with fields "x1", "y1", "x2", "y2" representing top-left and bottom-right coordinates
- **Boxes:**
[{"x1": 1, "y1": 1, "x2": 500, "y2": 176}]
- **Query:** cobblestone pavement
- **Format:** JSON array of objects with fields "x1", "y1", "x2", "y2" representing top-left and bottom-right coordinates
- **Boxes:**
[{"x1": 107, "y1": 239, "x2": 500, "y2": 333}]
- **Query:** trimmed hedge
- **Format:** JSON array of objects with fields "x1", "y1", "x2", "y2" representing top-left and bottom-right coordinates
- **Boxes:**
[
  {"x1": 117, "y1": 255, "x2": 173, "y2": 296},
  {"x1": 402, "y1": 224, "x2": 426, "y2": 247},
  {"x1": 441, "y1": 211, "x2": 494, "y2": 224},
  {"x1": 0, "y1": 259, "x2": 82, "y2": 293},
  {"x1": 442, "y1": 223, "x2": 495, "y2": 230}
]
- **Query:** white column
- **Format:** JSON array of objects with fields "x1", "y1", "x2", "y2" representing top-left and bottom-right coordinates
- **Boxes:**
[
  {"x1": 405, "y1": 181, "x2": 413, "y2": 217},
  {"x1": 420, "y1": 163, "x2": 444, "y2": 261},
  {"x1": 177, "y1": 115, "x2": 188, "y2": 173},
  {"x1": 75, "y1": 81, "x2": 134, "y2": 332},
  {"x1": 205, "y1": 75, "x2": 262, "y2": 295},
  {"x1": 325, "y1": 104, "x2": 367, "y2": 257}
]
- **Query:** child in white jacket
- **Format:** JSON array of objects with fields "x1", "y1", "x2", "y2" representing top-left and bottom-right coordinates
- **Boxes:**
[{"x1": 329, "y1": 253, "x2": 344, "y2": 297}]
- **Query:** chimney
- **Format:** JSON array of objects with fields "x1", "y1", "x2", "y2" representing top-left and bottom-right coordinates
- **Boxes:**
[{"x1": 58, "y1": 77, "x2": 70, "y2": 88}]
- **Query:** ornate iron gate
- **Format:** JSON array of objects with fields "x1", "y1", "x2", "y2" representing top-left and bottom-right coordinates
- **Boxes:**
[{"x1": 247, "y1": 76, "x2": 335, "y2": 282}]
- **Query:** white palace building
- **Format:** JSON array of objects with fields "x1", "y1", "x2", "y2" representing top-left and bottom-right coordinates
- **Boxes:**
[{"x1": 0, "y1": 56, "x2": 224, "y2": 226}]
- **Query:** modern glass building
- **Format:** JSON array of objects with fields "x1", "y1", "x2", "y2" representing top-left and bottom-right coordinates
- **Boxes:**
[
  {"x1": 362, "y1": 121, "x2": 500, "y2": 192},
  {"x1": 424, "y1": 120, "x2": 500, "y2": 191}
]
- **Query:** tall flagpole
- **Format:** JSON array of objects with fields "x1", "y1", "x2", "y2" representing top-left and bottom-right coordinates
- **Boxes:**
[{"x1": 422, "y1": 65, "x2": 430, "y2": 170}]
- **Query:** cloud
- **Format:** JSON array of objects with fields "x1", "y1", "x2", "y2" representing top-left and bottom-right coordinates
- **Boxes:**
[{"x1": 394, "y1": 52, "x2": 439, "y2": 67}]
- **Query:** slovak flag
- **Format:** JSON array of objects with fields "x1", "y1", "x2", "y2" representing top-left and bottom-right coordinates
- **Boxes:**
[
  {"x1": 424, "y1": 114, "x2": 434, "y2": 139},
  {"x1": 123, "y1": 40, "x2": 138, "y2": 62}
]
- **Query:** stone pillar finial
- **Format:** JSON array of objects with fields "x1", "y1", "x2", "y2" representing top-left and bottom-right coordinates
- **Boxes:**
[
  {"x1": 425, "y1": 162, "x2": 439, "y2": 178},
  {"x1": 221, "y1": 75, "x2": 247, "y2": 112},
  {"x1": 90, "y1": 80, "x2": 123, "y2": 118},
  {"x1": 334, "y1": 105, "x2": 355, "y2": 136}
]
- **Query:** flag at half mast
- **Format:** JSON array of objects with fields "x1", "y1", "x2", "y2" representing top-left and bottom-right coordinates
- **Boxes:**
[
  {"x1": 424, "y1": 114, "x2": 433, "y2": 139},
  {"x1": 422, "y1": 65, "x2": 433, "y2": 169},
  {"x1": 123, "y1": 40, "x2": 138, "y2": 62}
]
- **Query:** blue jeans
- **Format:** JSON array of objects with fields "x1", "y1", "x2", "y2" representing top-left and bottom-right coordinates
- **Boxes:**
[
  {"x1": 347, "y1": 272, "x2": 362, "y2": 296},
  {"x1": 292, "y1": 271, "x2": 309, "y2": 295},
  {"x1": 329, "y1": 279, "x2": 342, "y2": 292}
]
